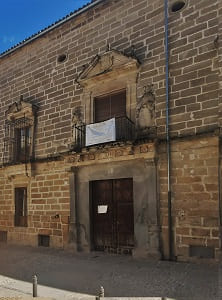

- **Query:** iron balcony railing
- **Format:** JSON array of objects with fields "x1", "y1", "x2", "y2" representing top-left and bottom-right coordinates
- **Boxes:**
[{"x1": 72, "y1": 116, "x2": 135, "y2": 151}]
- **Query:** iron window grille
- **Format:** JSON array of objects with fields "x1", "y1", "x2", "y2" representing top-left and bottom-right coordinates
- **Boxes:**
[
  {"x1": 14, "y1": 187, "x2": 28, "y2": 227},
  {"x1": 3, "y1": 117, "x2": 33, "y2": 165}
]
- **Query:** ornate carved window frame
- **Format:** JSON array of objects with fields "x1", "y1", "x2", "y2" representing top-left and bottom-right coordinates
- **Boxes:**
[
  {"x1": 4, "y1": 97, "x2": 38, "y2": 165},
  {"x1": 76, "y1": 50, "x2": 140, "y2": 125}
]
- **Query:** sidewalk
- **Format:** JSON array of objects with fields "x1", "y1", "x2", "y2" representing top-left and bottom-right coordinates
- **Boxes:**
[
  {"x1": 0, "y1": 244, "x2": 220, "y2": 299},
  {"x1": 0, "y1": 273, "x2": 94, "y2": 299}
]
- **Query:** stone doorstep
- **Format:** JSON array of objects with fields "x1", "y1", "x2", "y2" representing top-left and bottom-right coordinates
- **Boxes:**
[
  {"x1": 100, "y1": 298, "x2": 176, "y2": 300},
  {"x1": 0, "y1": 298, "x2": 54, "y2": 300},
  {"x1": 0, "y1": 298, "x2": 176, "y2": 300}
]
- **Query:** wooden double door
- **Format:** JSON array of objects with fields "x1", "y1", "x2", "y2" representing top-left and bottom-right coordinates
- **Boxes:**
[{"x1": 91, "y1": 178, "x2": 134, "y2": 253}]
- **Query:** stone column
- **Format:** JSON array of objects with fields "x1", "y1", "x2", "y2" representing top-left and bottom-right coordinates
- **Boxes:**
[
  {"x1": 68, "y1": 167, "x2": 78, "y2": 251},
  {"x1": 133, "y1": 158, "x2": 161, "y2": 259},
  {"x1": 146, "y1": 158, "x2": 161, "y2": 259}
]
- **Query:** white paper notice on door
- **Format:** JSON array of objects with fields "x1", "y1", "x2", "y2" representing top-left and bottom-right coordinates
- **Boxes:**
[{"x1": 98, "y1": 205, "x2": 108, "y2": 214}]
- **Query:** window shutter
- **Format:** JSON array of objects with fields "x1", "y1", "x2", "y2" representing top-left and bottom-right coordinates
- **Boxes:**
[
  {"x1": 94, "y1": 90, "x2": 126, "y2": 123},
  {"x1": 110, "y1": 90, "x2": 126, "y2": 118},
  {"x1": 94, "y1": 95, "x2": 111, "y2": 123}
]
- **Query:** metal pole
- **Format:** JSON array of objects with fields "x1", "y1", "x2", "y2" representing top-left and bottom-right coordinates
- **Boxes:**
[
  {"x1": 99, "y1": 286, "x2": 105, "y2": 298},
  {"x1": 96, "y1": 286, "x2": 105, "y2": 300},
  {"x1": 164, "y1": 0, "x2": 174, "y2": 261},
  {"x1": 32, "y1": 274, "x2": 38, "y2": 297},
  {"x1": 218, "y1": 139, "x2": 222, "y2": 250}
]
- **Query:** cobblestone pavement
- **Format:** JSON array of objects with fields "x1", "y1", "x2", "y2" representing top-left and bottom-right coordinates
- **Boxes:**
[{"x1": 0, "y1": 244, "x2": 220, "y2": 299}]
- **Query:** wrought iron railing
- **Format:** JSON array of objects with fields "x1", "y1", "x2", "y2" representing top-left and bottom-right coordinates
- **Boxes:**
[
  {"x1": 72, "y1": 123, "x2": 86, "y2": 150},
  {"x1": 72, "y1": 116, "x2": 136, "y2": 151}
]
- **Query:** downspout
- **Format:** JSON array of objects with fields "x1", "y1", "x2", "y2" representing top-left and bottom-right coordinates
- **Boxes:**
[
  {"x1": 24, "y1": 113, "x2": 29, "y2": 177},
  {"x1": 219, "y1": 138, "x2": 222, "y2": 251},
  {"x1": 164, "y1": 0, "x2": 174, "y2": 261}
]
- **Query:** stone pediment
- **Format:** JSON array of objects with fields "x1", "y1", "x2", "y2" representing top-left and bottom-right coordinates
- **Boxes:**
[
  {"x1": 76, "y1": 50, "x2": 140, "y2": 86},
  {"x1": 6, "y1": 97, "x2": 37, "y2": 121}
]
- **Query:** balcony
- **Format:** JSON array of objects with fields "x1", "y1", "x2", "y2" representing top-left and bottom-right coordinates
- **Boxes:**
[
  {"x1": 71, "y1": 116, "x2": 156, "y2": 152},
  {"x1": 72, "y1": 116, "x2": 135, "y2": 151}
]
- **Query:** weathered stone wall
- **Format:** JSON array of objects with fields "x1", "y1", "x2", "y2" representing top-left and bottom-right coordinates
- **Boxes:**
[
  {"x1": 158, "y1": 135, "x2": 220, "y2": 260},
  {"x1": 0, "y1": 0, "x2": 165, "y2": 160},
  {"x1": 0, "y1": 161, "x2": 70, "y2": 247},
  {"x1": 0, "y1": 0, "x2": 221, "y2": 260},
  {"x1": 162, "y1": 0, "x2": 219, "y2": 138},
  {"x1": 0, "y1": 142, "x2": 157, "y2": 254},
  {"x1": 1, "y1": 0, "x2": 219, "y2": 160}
]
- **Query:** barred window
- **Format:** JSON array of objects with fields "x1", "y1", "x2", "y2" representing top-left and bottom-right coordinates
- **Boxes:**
[
  {"x1": 3, "y1": 98, "x2": 37, "y2": 165},
  {"x1": 15, "y1": 125, "x2": 31, "y2": 162},
  {"x1": 14, "y1": 187, "x2": 27, "y2": 227},
  {"x1": 4, "y1": 117, "x2": 33, "y2": 164}
]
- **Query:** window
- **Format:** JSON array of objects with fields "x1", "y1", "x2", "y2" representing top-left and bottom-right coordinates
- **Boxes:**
[
  {"x1": 72, "y1": 50, "x2": 140, "y2": 149},
  {"x1": 0, "y1": 231, "x2": 7, "y2": 243},
  {"x1": 14, "y1": 125, "x2": 31, "y2": 162},
  {"x1": 94, "y1": 90, "x2": 126, "y2": 122},
  {"x1": 73, "y1": 89, "x2": 134, "y2": 149},
  {"x1": 4, "y1": 118, "x2": 32, "y2": 164},
  {"x1": 38, "y1": 235, "x2": 50, "y2": 247},
  {"x1": 4, "y1": 98, "x2": 37, "y2": 165},
  {"x1": 14, "y1": 187, "x2": 27, "y2": 227}
]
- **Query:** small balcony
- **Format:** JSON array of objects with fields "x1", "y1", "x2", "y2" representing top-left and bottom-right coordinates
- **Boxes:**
[
  {"x1": 71, "y1": 116, "x2": 156, "y2": 152},
  {"x1": 72, "y1": 116, "x2": 135, "y2": 151}
]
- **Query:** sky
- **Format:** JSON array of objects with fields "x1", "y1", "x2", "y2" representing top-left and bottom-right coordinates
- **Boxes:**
[{"x1": 0, "y1": 0, "x2": 91, "y2": 54}]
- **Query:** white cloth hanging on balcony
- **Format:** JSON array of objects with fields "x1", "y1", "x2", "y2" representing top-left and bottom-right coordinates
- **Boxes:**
[{"x1": 85, "y1": 118, "x2": 116, "y2": 146}]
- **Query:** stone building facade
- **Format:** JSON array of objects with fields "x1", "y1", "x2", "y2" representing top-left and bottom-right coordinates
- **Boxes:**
[{"x1": 0, "y1": 0, "x2": 221, "y2": 262}]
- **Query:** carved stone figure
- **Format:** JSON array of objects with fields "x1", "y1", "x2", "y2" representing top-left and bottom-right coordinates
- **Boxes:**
[
  {"x1": 71, "y1": 106, "x2": 84, "y2": 149},
  {"x1": 72, "y1": 106, "x2": 84, "y2": 127},
  {"x1": 136, "y1": 85, "x2": 155, "y2": 130}
]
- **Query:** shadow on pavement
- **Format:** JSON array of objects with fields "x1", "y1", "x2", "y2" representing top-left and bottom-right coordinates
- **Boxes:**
[{"x1": 0, "y1": 244, "x2": 220, "y2": 300}]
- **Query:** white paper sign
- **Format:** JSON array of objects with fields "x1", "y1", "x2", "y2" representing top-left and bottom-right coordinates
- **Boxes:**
[
  {"x1": 86, "y1": 118, "x2": 116, "y2": 146},
  {"x1": 98, "y1": 205, "x2": 108, "y2": 214}
]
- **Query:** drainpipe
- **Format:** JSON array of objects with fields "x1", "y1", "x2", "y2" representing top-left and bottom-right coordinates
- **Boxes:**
[
  {"x1": 164, "y1": 0, "x2": 174, "y2": 261},
  {"x1": 219, "y1": 139, "x2": 222, "y2": 252}
]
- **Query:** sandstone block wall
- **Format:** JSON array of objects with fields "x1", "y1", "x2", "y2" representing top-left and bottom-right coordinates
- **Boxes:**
[
  {"x1": 0, "y1": 162, "x2": 70, "y2": 248},
  {"x1": 0, "y1": 0, "x2": 220, "y2": 155},
  {"x1": 0, "y1": 0, "x2": 221, "y2": 260},
  {"x1": 158, "y1": 135, "x2": 220, "y2": 260}
]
